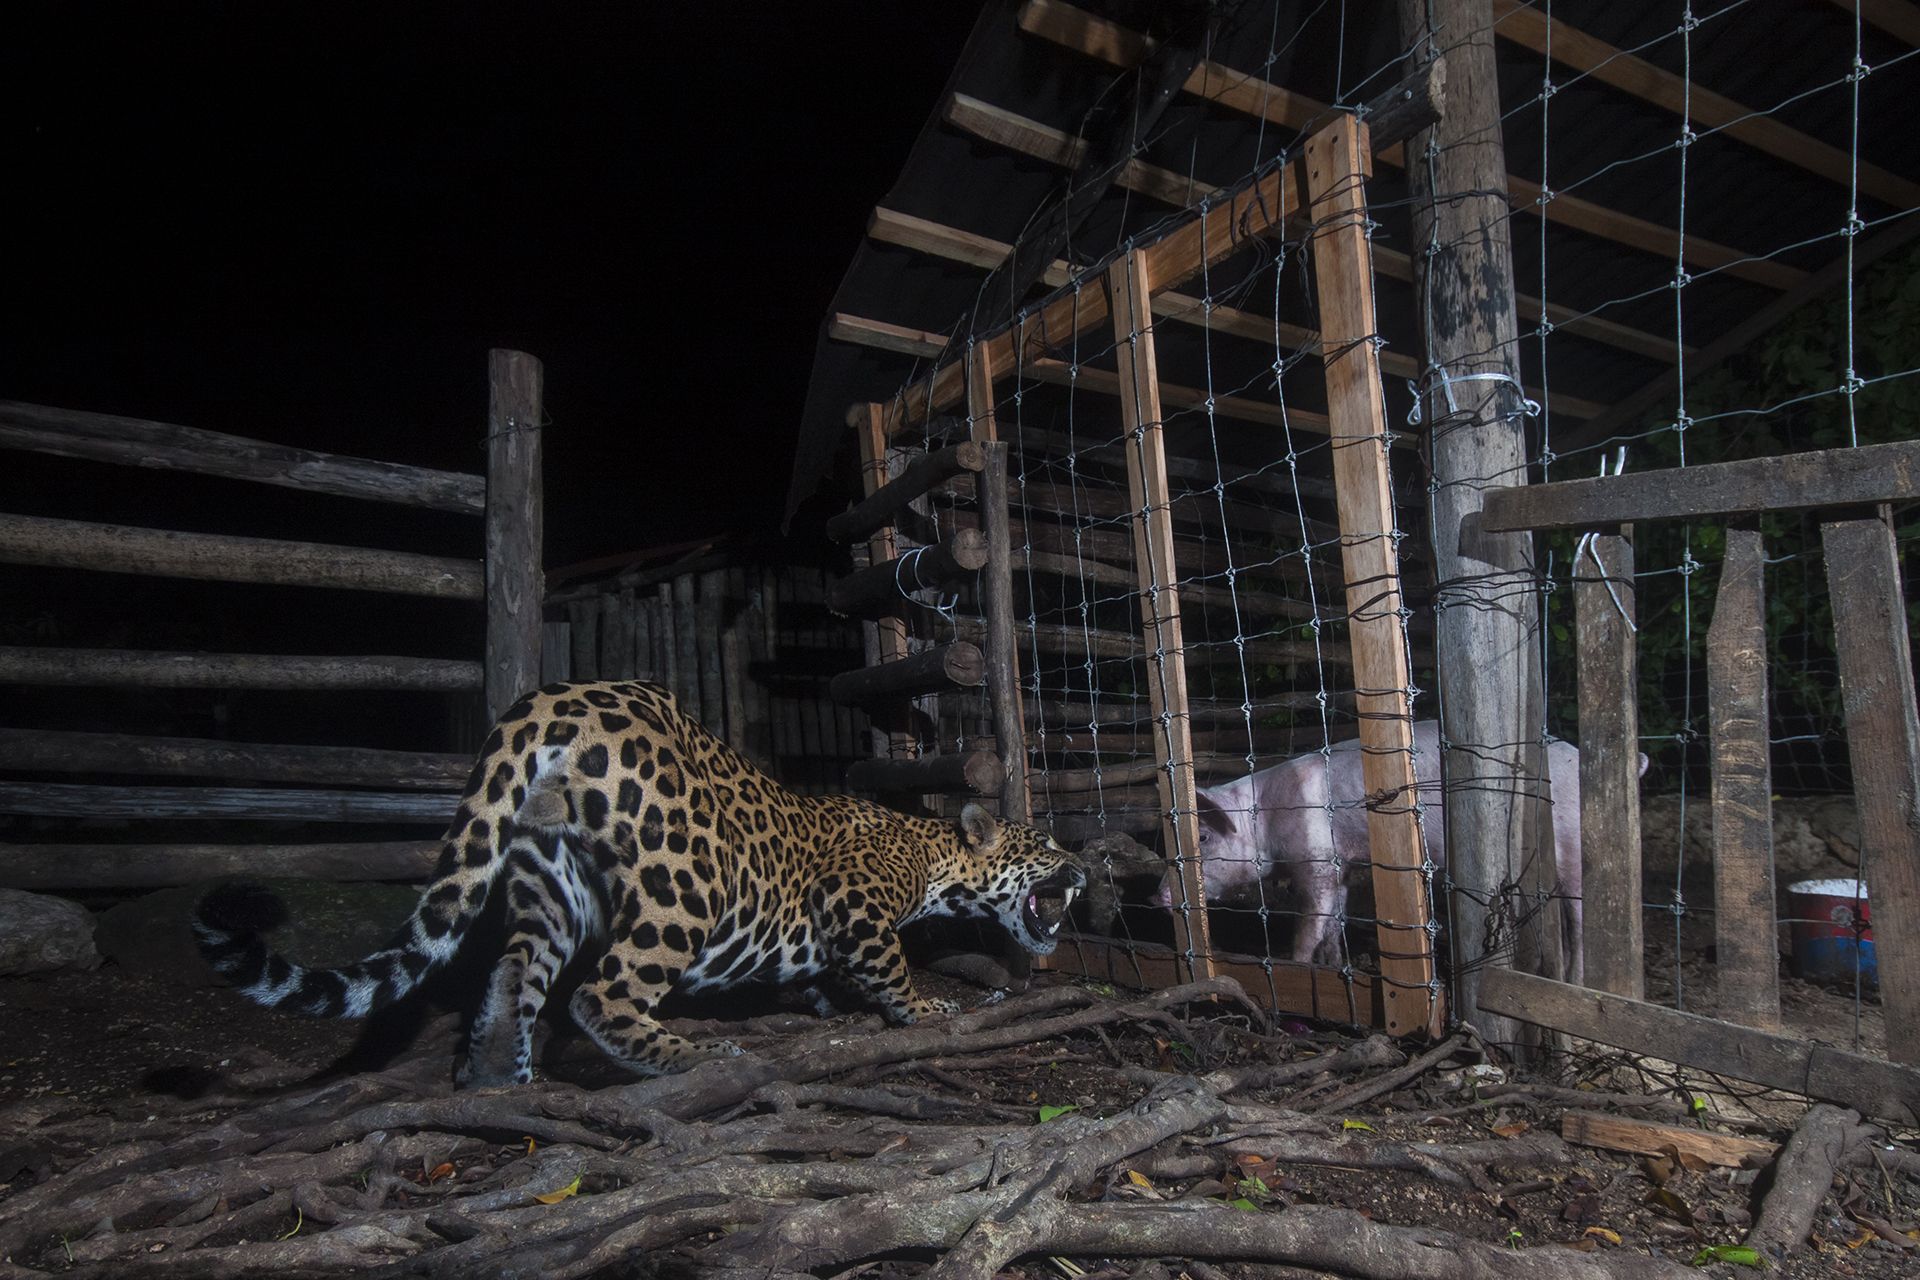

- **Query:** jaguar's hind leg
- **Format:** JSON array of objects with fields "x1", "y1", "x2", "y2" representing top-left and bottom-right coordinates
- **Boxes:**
[
  {"x1": 567, "y1": 943, "x2": 745, "y2": 1077},
  {"x1": 459, "y1": 836, "x2": 602, "y2": 1088}
]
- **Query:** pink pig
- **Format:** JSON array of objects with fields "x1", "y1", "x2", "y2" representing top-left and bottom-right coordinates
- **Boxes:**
[{"x1": 1153, "y1": 721, "x2": 1645, "y2": 981}]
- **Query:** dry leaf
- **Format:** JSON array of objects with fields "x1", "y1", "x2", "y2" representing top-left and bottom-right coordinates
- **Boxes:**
[
  {"x1": 1126, "y1": 1170, "x2": 1155, "y2": 1190},
  {"x1": 1583, "y1": 1227, "x2": 1622, "y2": 1246},
  {"x1": 426, "y1": 1162, "x2": 455, "y2": 1184},
  {"x1": 532, "y1": 1175, "x2": 583, "y2": 1205},
  {"x1": 1491, "y1": 1121, "x2": 1531, "y2": 1139}
]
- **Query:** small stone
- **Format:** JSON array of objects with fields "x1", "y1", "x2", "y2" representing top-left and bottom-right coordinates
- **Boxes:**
[{"x1": 0, "y1": 889, "x2": 101, "y2": 975}]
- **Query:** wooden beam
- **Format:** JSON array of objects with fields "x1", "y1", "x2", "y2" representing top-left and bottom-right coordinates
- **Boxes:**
[
  {"x1": 1823, "y1": 514, "x2": 1920, "y2": 1065},
  {"x1": 0, "y1": 512, "x2": 482, "y2": 599},
  {"x1": 852, "y1": 404, "x2": 914, "y2": 763},
  {"x1": 846, "y1": 750, "x2": 1002, "y2": 796},
  {"x1": 1048, "y1": 934, "x2": 1383, "y2": 1026},
  {"x1": 0, "y1": 781, "x2": 457, "y2": 824},
  {"x1": 1480, "y1": 439, "x2": 1920, "y2": 532},
  {"x1": 0, "y1": 727, "x2": 470, "y2": 790},
  {"x1": 484, "y1": 349, "x2": 546, "y2": 722},
  {"x1": 1108, "y1": 247, "x2": 1214, "y2": 982},
  {"x1": 828, "y1": 642, "x2": 986, "y2": 705},
  {"x1": 825, "y1": 439, "x2": 985, "y2": 545},
  {"x1": 826, "y1": 530, "x2": 989, "y2": 618},
  {"x1": 0, "y1": 400, "x2": 484, "y2": 514},
  {"x1": 0, "y1": 841, "x2": 442, "y2": 890},
  {"x1": 1303, "y1": 116, "x2": 1439, "y2": 1039},
  {"x1": 1480, "y1": 967, "x2": 1920, "y2": 1125},
  {"x1": 1827, "y1": 0, "x2": 1920, "y2": 47},
  {"x1": 1495, "y1": 0, "x2": 1920, "y2": 209},
  {"x1": 1707, "y1": 527, "x2": 1779, "y2": 1030},
  {"x1": 1573, "y1": 531, "x2": 1643, "y2": 999},
  {"x1": 1014, "y1": 1, "x2": 1804, "y2": 290},
  {"x1": 1561, "y1": 1112, "x2": 1780, "y2": 1168},
  {"x1": 0, "y1": 646, "x2": 482, "y2": 691}
]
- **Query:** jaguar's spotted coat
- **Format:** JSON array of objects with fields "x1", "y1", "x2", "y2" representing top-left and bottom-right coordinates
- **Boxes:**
[{"x1": 194, "y1": 681, "x2": 1084, "y2": 1085}]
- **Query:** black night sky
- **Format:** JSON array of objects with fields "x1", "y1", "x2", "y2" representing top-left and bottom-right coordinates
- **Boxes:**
[{"x1": 3, "y1": 3, "x2": 982, "y2": 567}]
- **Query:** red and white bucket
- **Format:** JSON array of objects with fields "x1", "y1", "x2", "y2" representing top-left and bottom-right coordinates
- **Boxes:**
[{"x1": 1786, "y1": 878, "x2": 1875, "y2": 987}]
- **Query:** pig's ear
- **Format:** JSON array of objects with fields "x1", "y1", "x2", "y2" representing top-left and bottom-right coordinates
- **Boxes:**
[{"x1": 1196, "y1": 792, "x2": 1236, "y2": 836}]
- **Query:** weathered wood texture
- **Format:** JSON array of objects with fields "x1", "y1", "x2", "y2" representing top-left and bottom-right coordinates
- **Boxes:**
[
  {"x1": 1049, "y1": 935, "x2": 1381, "y2": 1027},
  {"x1": 1822, "y1": 515, "x2": 1920, "y2": 1065},
  {"x1": 1397, "y1": 0, "x2": 1544, "y2": 1048},
  {"x1": 845, "y1": 750, "x2": 1002, "y2": 797},
  {"x1": 855, "y1": 404, "x2": 914, "y2": 761},
  {"x1": 0, "y1": 400, "x2": 484, "y2": 513},
  {"x1": 980, "y1": 443, "x2": 1030, "y2": 821},
  {"x1": 1479, "y1": 439, "x2": 1920, "y2": 532},
  {"x1": 1303, "y1": 115, "x2": 1438, "y2": 1038},
  {"x1": 1479, "y1": 968, "x2": 1920, "y2": 1125},
  {"x1": 0, "y1": 512, "x2": 482, "y2": 599},
  {"x1": 829, "y1": 642, "x2": 986, "y2": 705},
  {"x1": 827, "y1": 530, "x2": 989, "y2": 617},
  {"x1": 0, "y1": 782, "x2": 458, "y2": 824},
  {"x1": 1560, "y1": 1111, "x2": 1779, "y2": 1168},
  {"x1": 0, "y1": 727, "x2": 470, "y2": 790},
  {"x1": 672, "y1": 573, "x2": 702, "y2": 721},
  {"x1": 0, "y1": 646, "x2": 482, "y2": 690},
  {"x1": 484, "y1": 348, "x2": 546, "y2": 721},
  {"x1": 1707, "y1": 527, "x2": 1779, "y2": 1030},
  {"x1": 1573, "y1": 532, "x2": 1643, "y2": 999},
  {"x1": 1108, "y1": 248, "x2": 1213, "y2": 982},
  {"x1": 825, "y1": 443, "x2": 986, "y2": 545},
  {"x1": 0, "y1": 841, "x2": 442, "y2": 890}
]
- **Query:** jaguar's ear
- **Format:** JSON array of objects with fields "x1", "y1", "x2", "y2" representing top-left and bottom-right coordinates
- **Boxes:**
[{"x1": 958, "y1": 802, "x2": 1000, "y2": 850}]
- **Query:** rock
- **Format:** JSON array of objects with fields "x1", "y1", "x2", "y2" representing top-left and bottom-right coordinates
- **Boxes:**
[
  {"x1": 0, "y1": 889, "x2": 101, "y2": 974},
  {"x1": 1641, "y1": 793, "x2": 1861, "y2": 885},
  {"x1": 97, "y1": 879, "x2": 421, "y2": 988}
]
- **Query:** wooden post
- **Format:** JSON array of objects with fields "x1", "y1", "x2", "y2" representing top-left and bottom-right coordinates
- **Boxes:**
[
  {"x1": 657, "y1": 584, "x2": 679, "y2": 700},
  {"x1": 1303, "y1": 115, "x2": 1440, "y2": 1037},
  {"x1": 980, "y1": 443, "x2": 1030, "y2": 821},
  {"x1": 567, "y1": 598, "x2": 601, "y2": 681},
  {"x1": 484, "y1": 349, "x2": 544, "y2": 722},
  {"x1": 1107, "y1": 248, "x2": 1213, "y2": 982},
  {"x1": 1573, "y1": 531, "x2": 1644, "y2": 998},
  {"x1": 698, "y1": 569, "x2": 728, "y2": 734},
  {"x1": 856, "y1": 403, "x2": 916, "y2": 761},
  {"x1": 1395, "y1": 0, "x2": 1544, "y2": 1046},
  {"x1": 1823, "y1": 514, "x2": 1920, "y2": 1064},
  {"x1": 601, "y1": 591, "x2": 635, "y2": 681},
  {"x1": 1707, "y1": 527, "x2": 1779, "y2": 1030},
  {"x1": 671, "y1": 574, "x2": 702, "y2": 722}
]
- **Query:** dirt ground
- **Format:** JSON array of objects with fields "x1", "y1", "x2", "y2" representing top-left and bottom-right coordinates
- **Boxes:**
[{"x1": 1, "y1": 949, "x2": 1915, "y2": 1280}]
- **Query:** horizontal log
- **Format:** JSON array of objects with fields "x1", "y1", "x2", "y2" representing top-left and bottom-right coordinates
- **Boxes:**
[
  {"x1": 947, "y1": 617, "x2": 1425, "y2": 671},
  {"x1": 1032, "y1": 721, "x2": 1359, "y2": 758},
  {"x1": 824, "y1": 442, "x2": 986, "y2": 544},
  {"x1": 0, "y1": 646, "x2": 483, "y2": 691},
  {"x1": 0, "y1": 841, "x2": 441, "y2": 890},
  {"x1": 1017, "y1": 549, "x2": 1317, "y2": 622},
  {"x1": 1478, "y1": 439, "x2": 1920, "y2": 532},
  {"x1": 827, "y1": 530, "x2": 989, "y2": 617},
  {"x1": 0, "y1": 781, "x2": 459, "y2": 824},
  {"x1": 1479, "y1": 968, "x2": 1920, "y2": 1125},
  {"x1": 1031, "y1": 753, "x2": 1265, "y2": 791},
  {"x1": 1046, "y1": 933, "x2": 1383, "y2": 1025},
  {"x1": 956, "y1": 692, "x2": 1348, "y2": 728},
  {"x1": 1035, "y1": 810, "x2": 1162, "y2": 840},
  {"x1": 0, "y1": 400, "x2": 484, "y2": 514},
  {"x1": 0, "y1": 512, "x2": 483, "y2": 599},
  {"x1": 0, "y1": 727, "x2": 472, "y2": 789},
  {"x1": 828, "y1": 642, "x2": 986, "y2": 704},
  {"x1": 846, "y1": 750, "x2": 1002, "y2": 796}
]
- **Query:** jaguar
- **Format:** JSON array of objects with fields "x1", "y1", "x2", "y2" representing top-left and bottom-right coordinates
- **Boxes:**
[{"x1": 195, "y1": 681, "x2": 1084, "y2": 1085}]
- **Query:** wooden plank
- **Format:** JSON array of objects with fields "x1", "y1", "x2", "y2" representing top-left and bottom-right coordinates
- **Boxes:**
[
  {"x1": 600, "y1": 590, "x2": 636, "y2": 681},
  {"x1": 1560, "y1": 1112, "x2": 1779, "y2": 1168},
  {"x1": 1108, "y1": 247, "x2": 1214, "y2": 982},
  {"x1": 0, "y1": 646, "x2": 481, "y2": 691},
  {"x1": 1573, "y1": 531, "x2": 1644, "y2": 999},
  {"x1": 1708, "y1": 527, "x2": 1780, "y2": 1030},
  {"x1": 0, "y1": 727, "x2": 470, "y2": 790},
  {"x1": 1823, "y1": 514, "x2": 1920, "y2": 1066},
  {"x1": 1015, "y1": 1, "x2": 1802, "y2": 290},
  {"x1": 1493, "y1": 0, "x2": 1920, "y2": 209},
  {"x1": 1480, "y1": 440, "x2": 1920, "y2": 532},
  {"x1": 484, "y1": 349, "x2": 545, "y2": 720},
  {"x1": 566, "y1": 598, "x2": 600, "y2": 680},
  {"x1": 671, "y1": 573, "x2": 703, "y2": 722},
  {"x1": 633, "y1": 592, "x2": 655, "y2": 682},
  {"x1": 656, "y1": 583, "x2": 680, "y2": 706},
  {"x1": 1047, "y1": 934, "x2": 1382, "y2": 1027},
  {"x1": 1480, "y1": 967, "x2": 1920, "y2": 1125},
  {"x1": 540, "y1": 621, "x2": 570, "y2": 684},
  {"x1": 697, "y1": 570, "x2": 728, "y2": 734},
  {"x1": 0, "y1": 841, "x2": 444, "y2": 890},
  {"x1": 1303, "y1": 116, "x2": 1439, "y2": 1038},
  {"x1": 855, "y1": 404, "x2": 916, "y2": 763},
  {"x1": 0, "y1": 781, "x2": 458, "y2": 824},
  {"x1": 0, "y1": 512, "x2": 482, "y2": 599},
  {"x1": 0, "y1": 400, "x2": 485, "y2": 514}
]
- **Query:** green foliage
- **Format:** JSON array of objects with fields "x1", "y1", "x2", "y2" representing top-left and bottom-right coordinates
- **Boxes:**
[{"x1": 1544, "y1": 243, "x2": 1920, "y2": 760}]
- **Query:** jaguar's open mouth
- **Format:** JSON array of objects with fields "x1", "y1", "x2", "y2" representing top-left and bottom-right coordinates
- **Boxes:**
[{"x1": 1021, "y1": 864, "x2": 1087, "y2": 946}]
